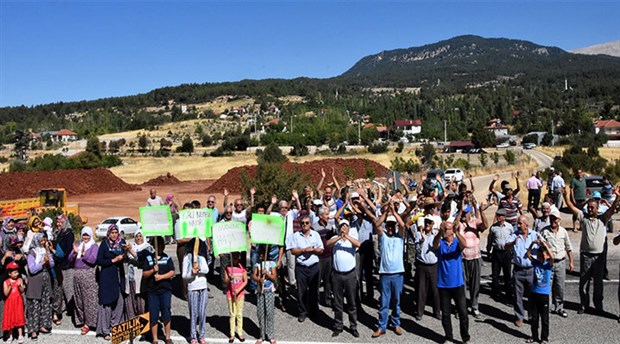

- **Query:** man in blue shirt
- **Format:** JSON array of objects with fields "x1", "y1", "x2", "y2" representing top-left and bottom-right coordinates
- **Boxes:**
[
  {"x1": 505, "y1": 216, "x2": 540, "y2": 327},
  {"x1": 433, "y1": 220, "x2": 470, "y2": 344},
  {"x1": 290, "y1": 214, "x2": 324, "y2": 323},
  {"x1": 371, "y1": 201, "x2": 405, "y2": 338}
]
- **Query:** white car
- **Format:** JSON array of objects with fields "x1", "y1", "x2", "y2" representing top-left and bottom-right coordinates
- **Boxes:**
[
  {"x1": 95, "y1": 216, "x2": 141, "y2": 238},
  {"x1": 444, "y1": 168, "x2": 465, "y2": 183}
]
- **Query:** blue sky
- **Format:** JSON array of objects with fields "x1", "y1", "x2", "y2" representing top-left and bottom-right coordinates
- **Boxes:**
[{"x1": 1, "y1": 1, "x2": 619, "y2": 107}]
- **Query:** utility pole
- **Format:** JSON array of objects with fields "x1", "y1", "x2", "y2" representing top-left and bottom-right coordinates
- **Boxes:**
[
  {"x1": 444, "y1": 120, "x2": 447, "y2": 145},
  {"x1": 551, "y1": 119, "x2": 554, "y2": 146},
  {"x1": 358, "y1": 118, "x2": 361, "y2": 145},
  {"x1": 291, "y1": 115, "x2": 293, "y2": 133}
]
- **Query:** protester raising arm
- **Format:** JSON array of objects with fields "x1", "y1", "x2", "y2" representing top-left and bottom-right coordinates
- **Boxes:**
[
  {"x1": 317, "y1": 168, "x2": 326, "y2": 199},
  {"x1": 602, "y1": 185, "x2": 620, "y2": 222},
  {"x1": 223, "y1": 188, "x2": 230, "y2": 208},
  {"x1": 562, "y1": 188, "x2": 580, "y2": 216},
  {"x1": 266, "y1": 195, "x2": 278, "y2": 214},
  {"x1": 291, "y1": 190, "x2": 302, "y2": 212}
]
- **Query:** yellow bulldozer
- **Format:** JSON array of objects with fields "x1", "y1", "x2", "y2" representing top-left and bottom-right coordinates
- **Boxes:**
[{"x1": 0, "y1": 188, "x2": 85, "y2": 223}]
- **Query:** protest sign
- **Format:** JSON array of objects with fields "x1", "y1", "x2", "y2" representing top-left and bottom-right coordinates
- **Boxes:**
[
  {"x1": 139, "y1": 206, "x2": 173, "y2": 236},
  {"x1": 250, "y1": 213, "x2": 285, "y2": 245},
  {"x1": 212, "y1": 221, "x2": 247, "y2": 256},
  {"x1": 111, "y1": 312, "x2": 149, "y2": 344},
  {"x1": 178, "y1": 209, "x2": 212, "y2": 238}
]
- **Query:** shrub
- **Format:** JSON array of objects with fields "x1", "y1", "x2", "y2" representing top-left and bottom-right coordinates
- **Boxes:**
[
  {"x1": 478, "y1": 154, "x2": 488, "y2": 167},
  {"x1": 368, "y1": 142, "x2": 388, "y2": 154},
  {"x1": 395, "y1": 141, "x2": 404, "y2": 153},
  {"x1": 290, "y1": 143, "x2": 309, "y2": 156},
  {"x1": 503, "y1": 150, "x2": 516, "y2": 165},
  {"x1": 490, "y1": 152, "x2": 500, "y2": 165}
]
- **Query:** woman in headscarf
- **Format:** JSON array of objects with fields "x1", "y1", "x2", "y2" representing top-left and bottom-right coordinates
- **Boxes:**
[
  {"x1": 23, "y1": 216, "x2": 44, "y2": 253},
  {"x1": 0, "y1": 217, "x2": 17, "y2": 256},
  {"x1": 124, "y1": 229, "x2": 153, "y2": 319},
  {"x1": 53, "y1": 214, "x2": 75, "y2": 322},
  {"x1": 95, "y1": 224, "x2": 127, "y2": 340},
  {"x1": 67, "y1": 227, "x2": 99, "y2": 335},
  {"x1": 25, "y1": 233, "x2": 54, "y2": 340}
]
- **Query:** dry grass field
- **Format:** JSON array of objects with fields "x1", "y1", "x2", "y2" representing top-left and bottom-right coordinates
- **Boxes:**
[{"x1": 538, "y1": 146, "x2": 620, "y2": 163}]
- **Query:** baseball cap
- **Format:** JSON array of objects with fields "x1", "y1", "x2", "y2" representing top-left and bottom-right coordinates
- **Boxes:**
[
  {"x1": 496, "y1": 208, "x2": 507, "y2": 216},
  {"x1": 312, "y1": 199, "x2": 323, "y2": 206},
  {"x1": 350, "y1": 192, "x2": 360, "y2": 198},
  {"x1": 339, "y1": 219, "x2": 350, "y2": 228},
  {"x1": 549, "y1": 208, "x2": 561, "y2": 219},
  {"x1": 386, "y1": 215, "x2": 397, "y2": 223},
  {"x1": 593, "y1": 191, "x2": 602, "y2": 199}
]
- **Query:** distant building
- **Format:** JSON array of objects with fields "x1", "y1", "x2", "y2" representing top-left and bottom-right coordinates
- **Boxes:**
[
  {"x1": 484, "y1": 118, "x2": 509, "y2": 137},
  {"x1": 393, "y1": 119, "x2": 422, "y2": 136},
  {"x1": 594, "y1": 119, "x2": 620, "y2": 139},
  {"x1": 51, "y1": 129, "x2": 78, "y2": 142},
  {"x1": 445, "y1": 140, "x2": 475, "y2": 153}
]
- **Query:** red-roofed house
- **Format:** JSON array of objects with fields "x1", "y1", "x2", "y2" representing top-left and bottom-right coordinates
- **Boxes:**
[
  {"x1": 484, "y1": 118, "x2": 509, "y2": 137},
  {"x1": 393, "y1": 119, "x2": 422, "y2": 136},
  {"x1": 594, "y1": 119, "x2": 620, "y2": 141},
  {"x1": 51, "y1": 129, "x2": 78, "y2": 142},
  {"x1": 445, "y1": 140, "x2": 475, "y2": 153}
]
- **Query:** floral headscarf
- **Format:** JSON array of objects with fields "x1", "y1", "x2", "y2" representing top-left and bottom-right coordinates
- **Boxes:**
[
  {"x1": 30, "y1": 232, "x2": 47, "y2": 265},
  {"x1": 106, "y1": 224, "x2": 122, "y2": 250}
]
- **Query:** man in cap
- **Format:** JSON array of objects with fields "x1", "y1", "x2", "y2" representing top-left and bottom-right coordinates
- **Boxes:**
[
  {"x1": 570, "y1": 169, "x2": 588, "y2": 231},
  {"x1": 487, "y1": 208, "x2": 515, "y2": 300},
  {"x1": 498, "y1": 183, "x2": 523, "y2": 229},
  {"x1": 550, "y1": 170, "x2": 565, "y2": 209},
  {"x1": 541, "y1": 208, "x2": 574, "y2": 317},
  {"x1": 488, "y1": 173, "x2": 521, "y2": 204},
  {"x1": 372, "y1": 201, "x2": 406, "y2": 338},
  {"x1": 564, "y1": 185, "x2": 620, "y2": 314},
  {"x1": 327, "y1": 219, "x2": 361, "y2": 337},
  {"x1": 530, "y1": 202, "x2": 552, "y2": 234}
]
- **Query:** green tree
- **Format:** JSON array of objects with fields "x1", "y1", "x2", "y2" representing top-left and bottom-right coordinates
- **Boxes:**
[
  {"x1": 490, "y1": 152, "x2": 500, "y2": 165},
  {"x1": 258, "y1": 143, "x2": 288, "y2": 164},
  {"x1": 138, "y1": 134, "x2": 149, "y2": 151},
  {"x1": 471, "y1": 127, "x2": 495, "y2": 148},
  {"x1": 13, "y1": 130, "x2": 31, "y2": 161},
  {"x1": 201, "y1": 134, "x2": 213, "y2": 147},
  {"x1": 478, "y1": 153, "x2": 488, "y2": 167},
  {"x1": 541, "y1": 132, "x2": 554, "y2": 146},
  {"x1": 177, "y1": 136, "x2": 194, "y2": 154},
  {"x1": 503, "y1": 150, "x2": 516, "y2": 164},
  {"x1": 420, "y1": 143, "x2": 436, "y2": 165},
  {"x1": 86, "y1": 136, "x2": 102, "y2": 157}
]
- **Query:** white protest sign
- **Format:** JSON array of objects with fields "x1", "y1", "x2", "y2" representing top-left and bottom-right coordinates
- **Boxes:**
[
  {"x1": 212, "y1": 221, "x2": 247, "y2": 256},
  {"x1": 250, "y1": 213, "x2": 284, "y2": 245},
  {"x1": 178, "y1": 209, "x2": 212, "y2": 239},
  {"x1": 139, "y1": 206, "x2": 173, "y2": 236}
]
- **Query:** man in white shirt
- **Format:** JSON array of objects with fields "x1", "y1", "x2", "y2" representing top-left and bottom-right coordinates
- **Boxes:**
[
  {"x1": 327, "y1": 219, "x2": 360, "y2": 338},
  {"x1": 146, "y1": 188, "x2": 164, "y2": 207},
  {"x1": 291, "y1": 215, "x2": 324, "y2": 323}
]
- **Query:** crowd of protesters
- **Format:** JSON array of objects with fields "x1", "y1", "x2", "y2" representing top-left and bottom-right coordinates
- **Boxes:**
[{"x1": 1, "y1": 168, "x2": 619, "y2": 344}]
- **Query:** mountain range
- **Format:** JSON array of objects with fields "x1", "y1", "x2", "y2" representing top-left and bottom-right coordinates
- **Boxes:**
[{"x1": 572, "y1": 41, "x2": 620, "y2": 58}]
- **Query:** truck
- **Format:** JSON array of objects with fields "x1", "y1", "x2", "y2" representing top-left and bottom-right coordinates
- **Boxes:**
[{"x1": 0, "y1": 188, "x2": 82, "y2": 222}]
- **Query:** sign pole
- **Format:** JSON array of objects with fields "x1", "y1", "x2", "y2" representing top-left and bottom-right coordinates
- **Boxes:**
[{"x1": 193, "y1": 237, "x2": 199, "y2": 264}]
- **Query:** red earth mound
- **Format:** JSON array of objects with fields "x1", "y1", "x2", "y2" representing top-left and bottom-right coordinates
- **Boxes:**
[
  {"x1": 205, "y1": 158, "x2": 389, "y2": 193},
  {"x1": 142, "y1": 173, "x2": 182, "y2": 186},
  {"x1": 0, "y1": 168, "x2": 141, "y2": 200}
]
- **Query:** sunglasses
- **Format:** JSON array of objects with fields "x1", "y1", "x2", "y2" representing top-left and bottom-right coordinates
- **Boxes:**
[
  {"x1": 235, "y1": 204, "x2": 243, "y2": 207},
  {"x1": 301, "y1": 221, "x2": 311, "y2": 225},
  {"x1": 225, "y1": 212, "x2": 232, "y2": 215}
]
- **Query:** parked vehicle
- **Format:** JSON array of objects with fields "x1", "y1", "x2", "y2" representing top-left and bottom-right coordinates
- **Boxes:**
[
  {"x1": 0, "y1": 188, "x2": 84, "y2": 222},
  {"x1": 462, "y1": 148, "x2": 487, "y2": 154},
  {"x1": 584, "y1": 176, "x2": 605, "y2": 196},
  {"x1": 426, "y1": 169, "x2": 445, "y2": 181},
  {"x1": 444, "y1": 168, "x2": 465, "y2": 183},
  {"x1": 523, "y1": 142, "x2": 536, "y2": 149},
  {"x1": 95, "y1": 216, "x2": 141, "y2": 238},
  {"x1": 496, "y1": 142, "x2": 510, "y2": 148}
]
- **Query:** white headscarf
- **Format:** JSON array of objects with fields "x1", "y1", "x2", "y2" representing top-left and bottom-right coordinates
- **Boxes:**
[
  {"x1": 43, "y1": 217, "x2": 54, "y2": 240},
  {"x1": 132, "y1": 229, "x2": 152, "y2": 254},
  {"x1": 77, "y1": 227, "x2": 95, "y2": 259}
]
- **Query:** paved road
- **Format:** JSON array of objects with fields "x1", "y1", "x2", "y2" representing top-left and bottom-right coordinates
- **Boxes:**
[{"x1": 25, "y1": 149, "x2": 620, "y2": 344}]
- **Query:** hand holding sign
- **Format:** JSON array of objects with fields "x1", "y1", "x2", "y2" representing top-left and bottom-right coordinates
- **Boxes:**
[
  {"x1": 250, "y1": 214, "x2": 285, "y2": 246},
  {"x1": 178, "y1": 209, "x2": 212, "y2": 239}
]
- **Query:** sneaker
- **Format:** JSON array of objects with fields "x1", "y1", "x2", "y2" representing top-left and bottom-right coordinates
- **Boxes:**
[
  {"x1": 351, "y1": 329, "x2": 360, "y2": 338},
  {"x1": 578, "y1": 307, "x2": 586, "y2": 314},
  {"x1": 557, "y1": 310, "x2": 568, "y2": 318},
  {"x1": 472, "y1": 309, "x2": 482, "y2": 319},
  {"x1": 331, "y1": 330, "x2": 342, "y2": 337}
]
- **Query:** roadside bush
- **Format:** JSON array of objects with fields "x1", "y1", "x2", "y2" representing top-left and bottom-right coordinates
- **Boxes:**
[
  {"x1": 454, "y1": 158, "x2": 471, "y2": 170},
  {"x1": 395, "y1": 141, "x2": 404, "y2": 153},
  {"x1": 368, "y1": 142, "x2": 389, "y2": 154},
  {"x1": 390, "y1": 156, "x2": 421, "y2": 174},
  {"x1": 503, "y1": 150, "x2": 516, "y2": 165},
  {"x1": 290, "y1": 143, "x2": 309, "y2": 156}
]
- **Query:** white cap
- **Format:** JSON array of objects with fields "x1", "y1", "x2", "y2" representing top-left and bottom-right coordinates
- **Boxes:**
[
  {"x1": 312, "y1": 199, "x2": 323, "y2": 206},
  {"x1": 351, "y1": 192, "x2": 360, "y2": 198},
  {"x1": 339, "y1": 219, "x2": 350, "y2": 228},
  {"x1": 386, "y1": 215, "x2": 397, "y2": 223}
]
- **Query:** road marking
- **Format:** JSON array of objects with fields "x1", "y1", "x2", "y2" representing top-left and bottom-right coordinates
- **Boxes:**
[{"x1": 50, "y1": 330, "x2": 360, "y2": 344}]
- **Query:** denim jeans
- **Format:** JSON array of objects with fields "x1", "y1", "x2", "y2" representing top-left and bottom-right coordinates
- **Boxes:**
[{"x1": 377, "y1": 273, "x2": 404, "y2": 331}]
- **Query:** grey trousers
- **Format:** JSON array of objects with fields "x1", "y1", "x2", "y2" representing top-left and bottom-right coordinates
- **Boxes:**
[
  {"x1": 551, "y1": 259, "x2": 566, "y2": 312},
  {"x1": 513, "y1": 267, "x2": 533, "y2": 321},
  {"x1": 579, "y1": 252, "x2": 604, "y2": 309},
  {"x1": 96, "y1": 297, "x2": 125, "y2": 337},
  {"x1": 463, "y1": 258, "x2": 481, "y2": 310},
  {"x1": 188, "y1": 289, "x2": 208, "y2": 341},
  {"x1": 332, "y1": 269, "x2": 357, "y2": 331}
]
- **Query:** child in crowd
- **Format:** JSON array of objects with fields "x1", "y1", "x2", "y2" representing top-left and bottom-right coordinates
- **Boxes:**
[
  {"x1": 3, "y1": 262, "x2": 25, "y2": 343},
  {"x1": 182, "y1": 238, "x2": 210, "y2": 344},
  {"x1": 143, "y1": 236, "x2": 175, "y2": 344},
  {"x1": 224, "y1": 251, "x2": 247, "y2": 343},
  {"x1": 526, "y1": 238, "x2": 554, "y2": 344},
  {"x1": 252, "y1": 245, "x2": 277, "y2": 344}
]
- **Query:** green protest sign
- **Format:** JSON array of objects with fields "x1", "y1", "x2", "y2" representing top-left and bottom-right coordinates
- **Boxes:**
[
  {"x1": 139, "y1": 206, "x2": 173, "y2": 236},
  {"x1": 212, "y1": 221, "x2": 247, "y2": 256},
  {"x1": 250, "y1": 213, "x2": 284, "y2": 245},
  {"x1": 178, "y1": 209, "x2": 212, "y2": 239}
]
